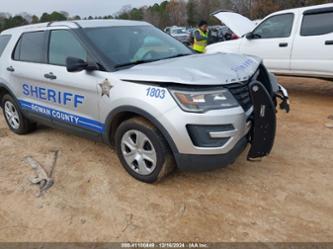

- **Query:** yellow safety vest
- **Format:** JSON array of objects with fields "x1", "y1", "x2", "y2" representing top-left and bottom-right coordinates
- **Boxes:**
[{"x1": 193, "y1": 29, "x2": 208, "y2": 53}]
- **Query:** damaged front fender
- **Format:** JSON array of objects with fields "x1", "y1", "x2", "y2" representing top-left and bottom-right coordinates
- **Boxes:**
[
  {"x1": 276, "y1": 84, "x2": 290, "y2": 113},
  {"x1": 268, "y1": 72, "x2": 290, "y2": 113}
]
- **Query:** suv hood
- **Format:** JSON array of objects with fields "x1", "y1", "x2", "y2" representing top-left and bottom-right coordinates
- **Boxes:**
[
  {"x1": 213, "y1": 11, "x2": 256, "y2": 37},
  {"x1": 115, "y1": 53, "x2": 261, "y2": 86}
]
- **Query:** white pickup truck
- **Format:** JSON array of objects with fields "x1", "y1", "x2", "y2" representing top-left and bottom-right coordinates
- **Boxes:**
[{"x1": 207, "y1": 3, "x2": 333, "y2": 79}]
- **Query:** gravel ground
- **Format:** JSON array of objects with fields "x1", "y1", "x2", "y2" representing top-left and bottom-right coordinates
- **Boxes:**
[{"x1": 0, "y1": 76, "x2": 332, "y2": 242}]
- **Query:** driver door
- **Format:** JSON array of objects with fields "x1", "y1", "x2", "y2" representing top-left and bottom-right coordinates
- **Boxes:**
[
  {"x1": 41, "y1": 29, "x2": 103, "y2": 134},
  {"x1": 240, "y1": 13, "x2": 295, "y2": 71}
]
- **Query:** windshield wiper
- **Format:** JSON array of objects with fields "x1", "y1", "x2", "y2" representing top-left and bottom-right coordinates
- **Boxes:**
[{"x1": 114, "y1": 53, "x2": 192, "y2": 69}]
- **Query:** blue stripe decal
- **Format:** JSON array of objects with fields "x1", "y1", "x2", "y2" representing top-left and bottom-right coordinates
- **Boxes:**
[{"x1": 19, "y1": 100, "x2": 105, "y2": 133}]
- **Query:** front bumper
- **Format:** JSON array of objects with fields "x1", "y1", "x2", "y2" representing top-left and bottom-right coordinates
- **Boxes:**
[
  {"x1": 161, "y1": 105, "x2": 252, "y2": 156},
  {"x1": 159, "y1": 104, "x2": 252, "y2": 171},
  {"x1": 159, "y1": 69, "x2": 289, "y2": 171},
  {"x1": 174, "y1": 136, "x2": 248, "y2": 171},
  {"x1": 161, "y1": 85, "x2": 288, "y2": 172},
  {"x1": 172, "y1": 80, "x2": 279, "y2": 171}
]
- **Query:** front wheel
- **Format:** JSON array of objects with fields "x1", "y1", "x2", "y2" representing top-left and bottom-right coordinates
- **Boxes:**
[
  {"x1": 2, "y1": 94, "x2": 36, "y2": 134},
  {"x1": 115, "y1": 117, "x2": 175, "y2": 183}
]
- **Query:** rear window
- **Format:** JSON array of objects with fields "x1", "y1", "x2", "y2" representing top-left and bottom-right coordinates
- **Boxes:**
[
  {"x1": 301, "y1": 11, "x2": 333, "y2": 36},
  {"x1": 0, "y1": 35, "x2": 11, "y2": 57},
  {"x1": 13, "y1": 31, "x2": 45, "y2": 63}
]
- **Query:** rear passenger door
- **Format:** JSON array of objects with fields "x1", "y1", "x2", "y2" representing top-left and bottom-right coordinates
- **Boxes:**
[
  {"x1": 0, "y1": 34, "x2": 12, "y2": 83},
  {"x1": 8, "y1": 31, "x2": 53, "y2": 124},
  {"x1": 43, "y1": 29, "x2": 103, "y2": 135},
  {"x1": 291, "y1": 7, "x2": 333, "y2": 77}
]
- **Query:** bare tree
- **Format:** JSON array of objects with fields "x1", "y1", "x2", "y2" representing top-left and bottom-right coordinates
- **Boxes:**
[
  {"x1": 0, "y1": 12, "x2": 11, "y2": 19},
  {"x1": 19, "y1": 12, "x2": 33, "y2": 23},
  {"x1": 60, "y1": 11, "x2": 70, "y2": 19},
  {"x1": 166, "y1": 0, "x2": 188, "y2": 26},
  {"x1": 143, "y1": 7, "x2": 161, "y2": 27},
  {"x1": 117, "y1": 4, "x2": 132, "y2": 17}
]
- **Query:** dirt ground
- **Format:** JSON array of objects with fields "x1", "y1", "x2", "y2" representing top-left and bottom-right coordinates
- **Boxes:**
[{"x1": 0, "y1": 76, "x2": 332, "y2": 242}]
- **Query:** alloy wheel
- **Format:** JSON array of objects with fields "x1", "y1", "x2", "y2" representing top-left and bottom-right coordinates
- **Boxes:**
[
  {"x1": 4, "y1": 101, "x2": 20, "y2": 130},
  {"x1": 121, "y1": 129, "x2": 157, "y2": 176}
]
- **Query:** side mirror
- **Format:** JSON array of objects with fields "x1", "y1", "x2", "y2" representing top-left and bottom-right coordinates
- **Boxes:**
[
  {"x1": 66, "y1": 57, "x2": 98, "y2": 72},
  {"x1": 246, "y1": 32, "x2": 254, "y2": 40}
]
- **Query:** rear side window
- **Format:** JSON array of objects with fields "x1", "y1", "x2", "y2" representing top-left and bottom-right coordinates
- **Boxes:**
[
  {"x1": 13, "y1": 31, "x2": 45, "y2": 63},
  {"x1": 48, "y1": 30, "x2": 87, "y2": 66},
  {"x1": 301, "y1": 11, "x2": 333, "y2": 36},
  {"x1": 0, "y1": 35, "x2": 11, "y2": 57}
]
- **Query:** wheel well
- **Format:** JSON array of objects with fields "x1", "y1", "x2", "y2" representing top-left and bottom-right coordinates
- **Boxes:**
[
  {"x1": 105, "y1": 109, "x2": 179, "y2": 155},
  {"x1": 108, "y1": 111, "x2": 140, "y2": 145},
  {"x1": 0, "y1": 87, "x2": 10, "y2": 107}
]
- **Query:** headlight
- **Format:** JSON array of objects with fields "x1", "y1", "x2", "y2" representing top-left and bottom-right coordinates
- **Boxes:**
[{"x1": 169, "y1": 88, "x2": 239, "y2": 113}]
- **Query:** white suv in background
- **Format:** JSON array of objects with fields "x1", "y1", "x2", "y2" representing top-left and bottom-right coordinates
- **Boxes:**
[{"x1": 207, "y1": 3, "x2": 333, "y2": 79}]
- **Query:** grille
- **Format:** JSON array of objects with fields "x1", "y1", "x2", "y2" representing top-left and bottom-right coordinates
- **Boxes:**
[{"x1": 225, "y1": 81, "x2": 252, "y2": 112}]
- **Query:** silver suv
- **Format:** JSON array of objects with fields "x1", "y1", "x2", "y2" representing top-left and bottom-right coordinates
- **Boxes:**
[{"x1": 0, "y1": 20, "x2": 289, "y2": 183}]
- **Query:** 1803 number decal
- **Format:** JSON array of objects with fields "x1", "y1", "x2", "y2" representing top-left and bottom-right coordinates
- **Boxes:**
[{"x1": 146, "y1": 87, "x2": 166, "y2": 99}]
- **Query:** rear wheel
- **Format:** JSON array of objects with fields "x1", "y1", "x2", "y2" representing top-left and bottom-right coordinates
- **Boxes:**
[
  {"x1": 2, "y1": 94, "x2": 36, "y2": 134},
  {"x1": 115, "y1": 117, "x2": 175, "y2": 183}
]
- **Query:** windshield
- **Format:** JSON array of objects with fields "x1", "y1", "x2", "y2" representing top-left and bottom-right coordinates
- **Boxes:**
[{"x1": 83, "y1": 25, "x2": 192, "y2": 69}]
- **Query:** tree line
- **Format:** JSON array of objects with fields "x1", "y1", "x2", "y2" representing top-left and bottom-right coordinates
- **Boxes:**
[
  {"x1": 0, "y1": 0, "x2": 331, "y2": 32},
  {"x1": 118, "y1": 0, "x2": 331, "y2": 28}
]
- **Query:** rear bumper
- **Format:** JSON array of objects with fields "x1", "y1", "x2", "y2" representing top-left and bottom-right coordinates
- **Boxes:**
[{"x1": 174, "y1": 136, "x2": 248, "y2": 171}]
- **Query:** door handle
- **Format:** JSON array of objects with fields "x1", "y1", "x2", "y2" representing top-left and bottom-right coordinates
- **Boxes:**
[
  {"x1": 44, "y1": 72, "x2": 57, "y2": 80},
  {"x1": 7, "y1": 66, "x2": 15, "y2": 72},
  {"x1": 325, "y1": 40, "x2": 333, "y2": 45},
  {"x1": 279, "y1": 42, "x2": 288, "y2": 47}
]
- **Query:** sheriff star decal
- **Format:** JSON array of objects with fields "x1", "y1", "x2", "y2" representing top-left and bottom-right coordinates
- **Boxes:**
[{"x1": 99, "y1": 79, "x2": 113, "y2": 97}]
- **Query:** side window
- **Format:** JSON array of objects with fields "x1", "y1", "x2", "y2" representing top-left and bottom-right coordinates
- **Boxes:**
[
  {"x1": 0, "y1": 35, "x2": 11, "y2": 57},
  {"x1": 253, "y1": 14, "x2": 294, "y2": 39},
  {"x1": 301, "y1": 11, "x2": 333, "y2": 36},
  {"x1": 13, "y1": 32, "x2": 45, "y2": 63},
  {"x1": 49, "y1": 30, "x2": 87, "y2": 66},
  {"x1": 13, "y1": 38, "x2": 22, "y2": 60}
]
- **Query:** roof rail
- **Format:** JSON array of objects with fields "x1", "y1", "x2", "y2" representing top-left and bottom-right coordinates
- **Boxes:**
[
  {"x1": 47, "y1": 21, "x2": 82, "y2": 29},
  {"x1": 303, "y1": 6, "x2": 333, "y2": 15},
  {"x1": 72, "y1": 21, "x2": 82, "y2": 28}
]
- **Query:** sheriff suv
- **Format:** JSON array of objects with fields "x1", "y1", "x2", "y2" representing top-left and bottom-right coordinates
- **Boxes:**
[{"x1": 0, "y1": 20, "x2": 289, "y2": 183}]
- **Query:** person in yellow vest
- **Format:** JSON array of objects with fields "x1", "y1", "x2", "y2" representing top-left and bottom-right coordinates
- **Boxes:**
[{"x1": 192, "y1": 20, "x2": 209, "y2": 53}]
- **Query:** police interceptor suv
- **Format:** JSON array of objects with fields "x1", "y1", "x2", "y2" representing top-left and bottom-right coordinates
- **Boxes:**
[{"x1": 0, "y1": 20, "x2": 289, "y2": 183}]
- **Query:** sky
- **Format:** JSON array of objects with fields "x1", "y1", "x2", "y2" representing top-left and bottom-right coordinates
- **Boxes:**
[{"x1": 0, "y1": 0, "x2": 166, "y2": 17}]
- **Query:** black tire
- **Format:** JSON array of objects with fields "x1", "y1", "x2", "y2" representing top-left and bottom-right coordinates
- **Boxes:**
[
  {"x1": 115, "y1": 117, "x2": 175, "y2": 183},
  {"x1": 2, "y1": 94, "x2": 36, "y2": 135}
]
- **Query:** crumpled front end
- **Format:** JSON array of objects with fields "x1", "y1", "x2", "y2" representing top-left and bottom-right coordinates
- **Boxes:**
[
  {"x1": 170, "y1": 63, "x2": 290, "y2": 171},
  {"x1": 242, "y1": 64, "x2": 290, "y2": 161}
]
